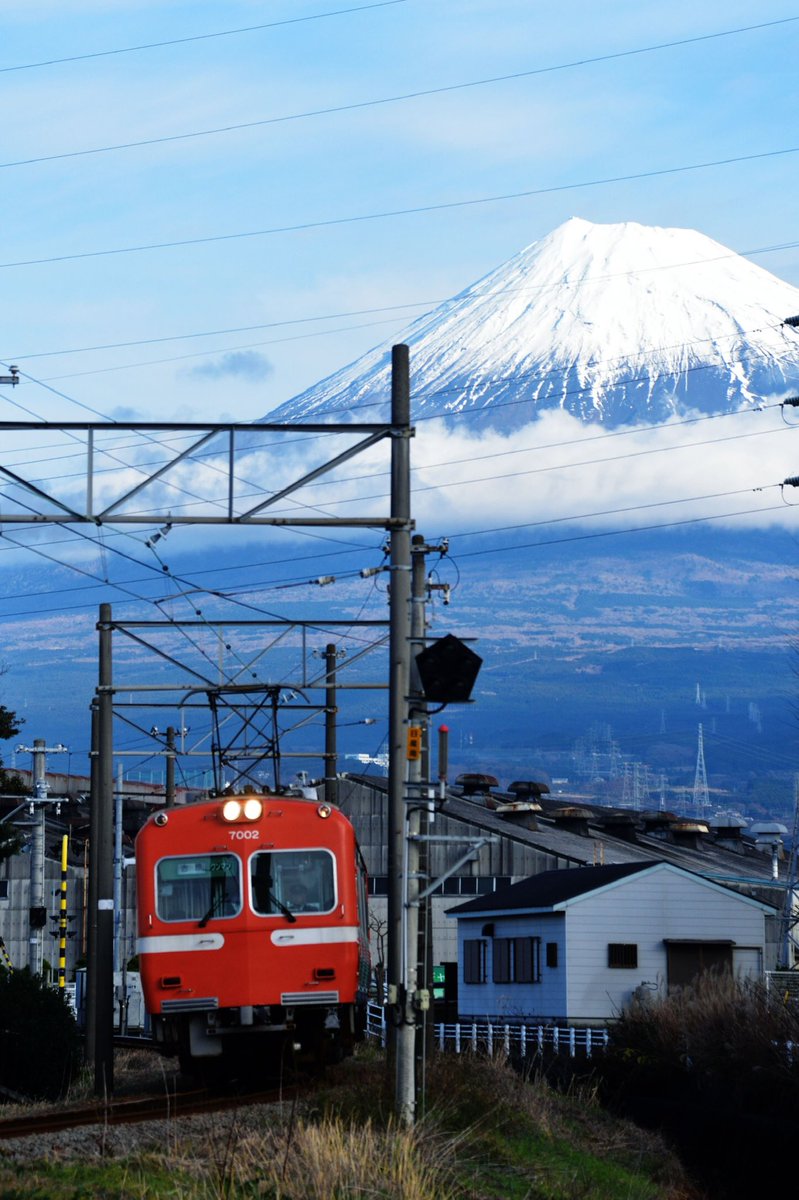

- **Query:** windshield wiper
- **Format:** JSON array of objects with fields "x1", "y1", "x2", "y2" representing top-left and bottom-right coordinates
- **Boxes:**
[
  {"x1": 198, "y1": 891, "x2": 226, "y2": 928},
  {"x1": 269, "y1": 891, "x2": 297, "y2": 923}
]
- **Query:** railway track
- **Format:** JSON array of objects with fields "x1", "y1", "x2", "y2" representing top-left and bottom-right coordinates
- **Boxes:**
[{"x1": 0, "y1": 1083, "x2": 293, "y2": 1140}]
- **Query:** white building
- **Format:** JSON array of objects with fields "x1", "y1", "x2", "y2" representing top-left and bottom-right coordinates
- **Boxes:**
[{"x1": 448, "y1": 861, "x2": 776, "y2": 1024}]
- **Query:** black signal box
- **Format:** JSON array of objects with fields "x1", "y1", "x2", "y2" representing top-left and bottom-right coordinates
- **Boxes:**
[{"x1": 415, "y1": 634, "x2": 482, "y2": 704}]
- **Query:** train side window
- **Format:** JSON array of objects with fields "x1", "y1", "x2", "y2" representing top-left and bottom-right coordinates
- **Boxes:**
[
  {"x1": 250, "y1": 849, "x2": 336, "y2": 916},
  {"x1": 156, "y1": 854, "x2": 241, "y2": 923}
]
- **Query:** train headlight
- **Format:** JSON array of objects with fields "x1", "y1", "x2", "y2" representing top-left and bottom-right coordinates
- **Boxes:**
[
  {"x1": 221, "y1": 797, "x2": 263, "y2": 822},
  {"x1": 222, "y1": 799, "x2": 242, "y2": 822},
  {"x1": 317, "y1": 804, "x2": 332, "y2": 819}
]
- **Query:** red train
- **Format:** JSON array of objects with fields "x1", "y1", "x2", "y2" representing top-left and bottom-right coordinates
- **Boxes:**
[{"x1": 135, "y1": 792, "x2": 370, "y2": 1075}]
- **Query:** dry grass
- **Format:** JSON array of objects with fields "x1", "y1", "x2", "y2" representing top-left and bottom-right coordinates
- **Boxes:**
[
  {"x1": 235, "y1": 1115, "x2": 462, "y2": 1200},
  {"x1": 0, "y1": 1045, "x2": 699, "y2": 1199},
  {"x1": 609, "y1": 972, "x2": 799, "y2": 1093}
]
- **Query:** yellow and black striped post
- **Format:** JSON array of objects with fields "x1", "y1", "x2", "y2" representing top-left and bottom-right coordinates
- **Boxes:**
[
  {"x1": 58, "y1": 834, "x2": 68, "y2": 991},
  {"x1": 0, "y1": 936, "x2": 13, "y2": 973}
]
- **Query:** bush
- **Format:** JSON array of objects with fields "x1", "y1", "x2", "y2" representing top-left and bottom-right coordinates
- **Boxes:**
[
  {"x1": 0, "y1": 967, "x2": 81, "y2": 1100},
  {"x1": 595, "y1": 973, "x2": 799, "y2": 1197}
]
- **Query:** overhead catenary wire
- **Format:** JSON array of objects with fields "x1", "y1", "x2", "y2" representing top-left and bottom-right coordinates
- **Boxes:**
[
  {"x1": 2, "y1": 15, "x2": 794, "y2": 169},
  {"x1": 2, "y1": 144, "x2": 799, "y2": 272},
  {"x1": 2, "y1": 324, "x2": 794, "y2": 484},
  {"x1": 0, "y1": 362, "x2": 787, "y2": 619},
  {"x1": 7, "y1": 243, "x2": 799, "y2": 368},
  {"x1": 0, "y1": 377, "x2": 374, "y2": 683},
  {"x1": 240, "y1": 418, "x2": 795, "y2": 512},
  {"x1": 0, "y1": 402, "x2": 393, "y2": 679},
  {"x1": 0, "y1": 319, "x2": 791, "y2": 648},
  {"x1": 0, "y1": 2, "x2": 409, "y2": 74},
  {"x1": 0, "y1": 471, "x2": 789, "y2": 621},
  {"x1": 0, "y1": 344, "x2": 794, "y2": 662},
  {"x1": 0, "y1": 393, "x2": 787, "y2": 530}
]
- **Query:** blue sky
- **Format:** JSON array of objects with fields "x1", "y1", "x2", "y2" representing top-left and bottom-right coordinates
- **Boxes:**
[
  {"x1": 2, "y1": 1, "x2": 798, "y2": 422},
  {"x1": 2, "y1": 1, "x2": 799, "y2": 773}
]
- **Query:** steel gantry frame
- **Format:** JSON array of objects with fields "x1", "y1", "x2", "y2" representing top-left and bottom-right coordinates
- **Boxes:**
[
  {"x1": 0, "y1": 419, "x2": 399, "y2": 528},
  {"x1": 0, "y1": 345, "x2": 414, "y2": 1099}
]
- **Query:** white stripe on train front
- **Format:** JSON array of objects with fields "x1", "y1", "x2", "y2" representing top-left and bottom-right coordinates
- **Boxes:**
[
  {"x1": 137, "y1": 933, "x2": 225, "y2": 955},
  {"x1": 137, "y1": 926, "x2": 360, "y2": 955},
  {"x1": 270, "y1": 926, "x2": 359, "y2": 946}
]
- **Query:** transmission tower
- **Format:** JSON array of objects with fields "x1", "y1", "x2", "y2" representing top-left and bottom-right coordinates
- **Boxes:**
[{"x1": 692, "y1": 723, "x2": 710, "y2": 816}]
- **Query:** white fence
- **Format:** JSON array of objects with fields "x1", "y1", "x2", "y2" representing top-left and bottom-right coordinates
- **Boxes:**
[{"x1": 365, "y1": 1001, "x2": 608, "y2": 1058}]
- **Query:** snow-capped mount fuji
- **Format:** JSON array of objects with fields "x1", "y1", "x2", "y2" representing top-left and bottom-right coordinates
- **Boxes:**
[{"x1": 268, "y1": 218, "x2": 799, "y2": 430}]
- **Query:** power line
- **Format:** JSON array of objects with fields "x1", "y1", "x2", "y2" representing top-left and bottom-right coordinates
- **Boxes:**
[
  {"x1": 449, "y1": 500, "x2": 792, "y2": 559},
  {"x1": 2, "y1": 144, "x2": 798, "y2": 271},
  {"x1": 3, "y1": 14, "x2": 793, "y2": 169},
  {"x1": 1, "y1": 357, "x2": 791, "y2": 516},
  {"x1": 0, "y1": 486, "x2": 786, "y2": 620},
  {"x1": 449, "y1": 483, "x2": 780, "y2": 543},
  {"x1": 288, "y1": 403, "x2": 789, "y2": 495},
  {"x1": 267, "y1": 420, "x2": 793, "y2": 511},
  {"x1": 5, "y1": 240, "x2": 798, "y2": 368},
  {"x1": 0, "y1": 2, "x2": 408, "y2": 74},
  {"x1": 38, "y1": 316, "x2": 407, "y2": 383}
]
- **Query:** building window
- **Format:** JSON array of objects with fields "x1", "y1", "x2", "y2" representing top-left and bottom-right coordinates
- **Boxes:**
[
  {"x1": 493, "y1": 938, "x2": 512, "y2": 983},
  {"x1": 492, "y1": 936, "x2": 541, "y2": 984},
  {"x1": 463, "y1": 938, "x2": 487, "y2": 983},
  {"x1": 0, "y1": 880, "x2": 8, "y2": 901},
  {"x1": 545, "y1": 941, "x2": 558, "y2": 968},
  {"x1": 608, "y1": 943, "x2": 638, "y2": 969},
  {"x1": 514, "y1": 937, "x2": 540, "y2": 983}
]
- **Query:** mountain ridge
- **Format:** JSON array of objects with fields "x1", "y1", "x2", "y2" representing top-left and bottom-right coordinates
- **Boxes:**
[{"x1": 268, "y1": 217, "x2": 799, "y2": 431}]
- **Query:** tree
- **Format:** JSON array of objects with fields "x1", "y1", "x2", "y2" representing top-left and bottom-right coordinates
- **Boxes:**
[
  {"x1": 0, "y1": 968, "x2": 80, "y2": 1099},
  {"x1": 0, "y1": 687, "x2": 26, "y2": 861},
  {"x1": 0, "y1": 702, "x2": 20, "y2": 743}
]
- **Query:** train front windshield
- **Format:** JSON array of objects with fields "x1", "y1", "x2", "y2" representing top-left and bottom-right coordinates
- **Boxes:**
[
  {"x1": 250, "y1": 849, "x2": 335, "y2": 916},
  {"x1": 156, "y1": 854, "x2": 241, "y2": 923}
]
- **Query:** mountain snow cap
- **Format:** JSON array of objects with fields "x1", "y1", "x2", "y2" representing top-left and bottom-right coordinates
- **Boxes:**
[{"x1": 268, "y1": 218, "x2": 799, "y2": 430}]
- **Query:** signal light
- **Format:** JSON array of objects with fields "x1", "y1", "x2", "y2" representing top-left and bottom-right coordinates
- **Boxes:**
[{"x1": 407, "y1": 726, "x2": 422, "y2": 761}]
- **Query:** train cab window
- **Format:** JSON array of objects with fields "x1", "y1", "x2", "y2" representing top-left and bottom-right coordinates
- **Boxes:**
[
  {"x1": 250, "y1": 849, "x2": 335, "y2": 917},
  {"x1": 156, "y1": 854, "x2": 241, "y2": 923}
]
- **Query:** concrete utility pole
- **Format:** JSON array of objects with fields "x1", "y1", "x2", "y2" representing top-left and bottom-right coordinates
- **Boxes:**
[
  {"x1": 397, "y1": 534, "x2": 450, "y2": 1122},
  {"x1": 113, "y1": 763, "x2": 124, "y2": 973},
  {"x1": 15, "y1": 737, "x2": 69, "y2": 976},
  {"x1": 164, "y1": 726, "x2": 177, "y2": 808},
  {"x1": 395, "y1": 536, "x2": 424, "y2": 1122},
  {"x1": 85, "y1": 702, "x2": 99, "y2": 1067},
  {"x1": 324, "y1": 645, "x2": 339, "y2": 808},
  {"x1": 29, "y1": 739, "x2": 46, "y2": 975},
  {"x1": 387, "y1": 345, "x2": 413, "y2": 1105},
  {"x1": 91, "y1": 603, "x2": 115, "y2": 1096}
]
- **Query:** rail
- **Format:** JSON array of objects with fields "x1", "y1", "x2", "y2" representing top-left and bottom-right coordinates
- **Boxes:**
[{"x1": 365, "y1": 1001, "x2": 608, "y2": 1058}]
